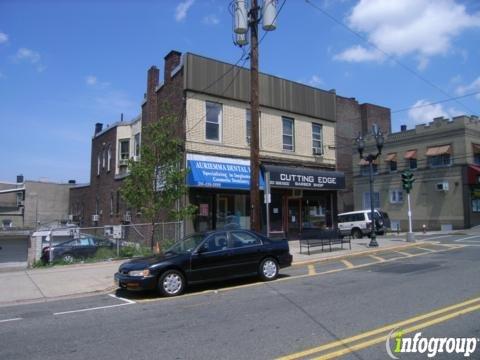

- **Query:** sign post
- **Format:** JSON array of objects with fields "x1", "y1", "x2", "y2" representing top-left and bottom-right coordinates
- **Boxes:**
[{"x1": 264, "y1": 171, "x2": 271, "y2": 238}]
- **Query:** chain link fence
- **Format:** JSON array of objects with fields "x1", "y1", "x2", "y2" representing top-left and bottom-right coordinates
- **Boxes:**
[{"x1": 33, "y1": 221, "x2": 184, "y2": 264}]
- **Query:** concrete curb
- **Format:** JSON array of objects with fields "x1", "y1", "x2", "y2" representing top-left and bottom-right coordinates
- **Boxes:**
[{"x1": 291, "y1": 241, "x2": 427, "y2": 267}]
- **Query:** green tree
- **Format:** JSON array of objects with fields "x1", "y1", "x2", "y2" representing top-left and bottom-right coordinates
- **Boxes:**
[{"x1": 121, "y1": 111, "x2": 196, "y2": 251}]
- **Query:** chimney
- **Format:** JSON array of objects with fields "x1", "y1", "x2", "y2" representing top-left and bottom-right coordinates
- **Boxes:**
[
  {"x1": 95, "y1": 123, "x2": 103, "y2": 135},
  {"x1": 164, "y1": 50, "x2": 182, "y2": 83},
  {"x1": 68, "y1": 180, "x2": 76, "y2": 184},
  {"x1": 120, "y1": 113, "x2": 124, "y2": 122},
  {"x1": 400, "y1": 125, "x2": 407, "y2": 132},
  {"x1": 16, "y1": 174, "x2": 24, "y2": 183}
]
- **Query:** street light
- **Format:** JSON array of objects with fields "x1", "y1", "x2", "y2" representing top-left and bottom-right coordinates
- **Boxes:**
[{"x1": 356, "y1": 124, "x2": 384, "y2": 247}]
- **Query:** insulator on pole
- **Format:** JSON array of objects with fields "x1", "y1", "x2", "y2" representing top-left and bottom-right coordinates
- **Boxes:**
[
  {"x1": 235, "y1": 33, "x2": 249, "y2": 46},
  {"x1": 262, "y1": 0, "x2": 277, "y2": 31},
  {"x1": 234, "y1": 0, "x2": 248, "y2": 34}
]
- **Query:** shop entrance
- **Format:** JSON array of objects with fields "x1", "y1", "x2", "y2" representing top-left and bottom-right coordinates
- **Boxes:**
[{"x1": 287, "y1": 198, "x2": 301, "y2": 236}]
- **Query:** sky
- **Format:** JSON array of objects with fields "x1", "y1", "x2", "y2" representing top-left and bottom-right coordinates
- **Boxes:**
[{"x1": 0, "y1": 0, "x2": 479, "y2": 184}]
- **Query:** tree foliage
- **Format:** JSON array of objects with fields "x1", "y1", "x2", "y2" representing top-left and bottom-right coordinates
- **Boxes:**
[{"x1": 121, "y1": 111, "x2": 196, "y2": 247}]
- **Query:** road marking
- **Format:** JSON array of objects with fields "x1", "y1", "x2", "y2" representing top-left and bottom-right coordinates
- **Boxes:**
[
  {"x1": 0, "y1": 317, "x2": 22, "y2": 324},
  {"x1": 308, "y1": 264, "x2": 316, "y2": 275},
  {"x1": 393, "y1": 250, "x2": 412, "y2": 257},
  {"x1": 454, "y1": 235, "x2": 480, "y2": 243},
  {"x1": 53, "y1": 303, "x2": 131, "y2": 316},
  {"x1": 414, "y1": 246, "x2": 436, "y2": 252},
  {"x1": 340, "y1": 259, "x2": 354, "y2": 269},
  {"x1": 108, "y1": 293, "x2": 136, "y2": 304},
  {"x1": 420, "y1": 234, "x2": 456, "y2": 241},
  {"x1": 369, "y1": 254, "x2": 385, "y2": 262},
  {"x1": 135, "y1": 246, "x2": 463, "y2": 304},
  {"x1": 277, "y1": 295, "x2": 480, "y2": 360},
  {"x1": 312, "y1": 303, "x2": 480, "y2": 360}
]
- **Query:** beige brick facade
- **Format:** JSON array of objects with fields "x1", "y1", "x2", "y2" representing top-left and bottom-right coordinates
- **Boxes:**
[{"x1": 185, "y1": 93, "x2": 336, "y2": 167}]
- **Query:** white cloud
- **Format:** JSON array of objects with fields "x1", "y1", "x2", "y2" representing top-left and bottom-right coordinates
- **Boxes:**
[
  {"x1": 85, "y1": 75, "x2": 97, "y2": 85},
  {"x1": 455, "y1": 76, "x2": 480, "y2": 100},
  {"x1": 308, "y1": 75, "x2": 324, "y2": 87},
  {"x1": 203, "y1": 14, "x2": 220, "y2": 25},
  {"x1": 0, "y1": 32, "x2": 8, "y2": 44},
  {"x1": 12, "y1": 47, "x2": 46, "y2": 72},
  {"x1": 407, "y1": 99, "x2": 463, "y2": 124},
  {"x1": 334, "y1": 45, "x2": 384, "y2": 62},
  {"x1": 334, "y1": 0, "x2": 480, "y2": 67},
  {"x1": 175, "y1": 0, "x2": 195, "y2": 22}
]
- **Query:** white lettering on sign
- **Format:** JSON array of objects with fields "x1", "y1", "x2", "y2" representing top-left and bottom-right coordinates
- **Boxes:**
[
  {"x1": 318, "y1": 176, "x2": 336, "y2": 184},
  {"x1": 278, "y1": 173, "x2": 337, "y2": 185}
]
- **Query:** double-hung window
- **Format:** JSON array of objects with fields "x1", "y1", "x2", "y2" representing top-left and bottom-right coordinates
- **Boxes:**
[
  {"x1": 389, "y1": 189, "x2": 404, "y2": 204},
  {"x1": 282, "y1": 117, "x2": 294, "y2": 151},
  {"x1": 206, "y1": 101, "x2": 222, "y2": 141},
  {"x1": 119, "y1": 140, "x2": 130, "y2": 160},
  {"x1": 312, "y1": 123, "x2": 323, "y2": 155},
  {"x1": 107, "y1": 146, "x2": 112, "y2": 172}
]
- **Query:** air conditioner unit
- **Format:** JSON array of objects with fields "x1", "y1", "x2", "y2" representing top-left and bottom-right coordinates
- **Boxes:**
[
  {"x1": 104, "y1": 226, "x2": 113, "y2": 236},
  {"x1": 124, "y1": 212, "x2": 132, "y2": 223},
  {"x1": 119, "y1": 159, "x2": 129, "y2": 166},
  {"x1": 133, "y1": 155, "x2": 140, "y2": 161},
  {"x1": 92, "y1": 214, "x2": 100, "y2": 222},
  {"x1": 313, "y1": 148, "x2": 323, "y2": 156},
  {"x1": 436, "y1": 181, "x2": 449, "y2": 191},
  {"x1": 68, "y1": 214, "x2": 74, "y2": 221},
  {"x1": 291, "y1": 189, "x2": 303, "y2": 198}
]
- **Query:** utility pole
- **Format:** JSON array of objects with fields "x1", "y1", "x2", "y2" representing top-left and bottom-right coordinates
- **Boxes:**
[
  {"x1": 233, "y1": 0, "x2": 277, "y2": 232},
  {"x1": 249, "y1": 0, "x2": 261, "y2": 232},
  {"x1": 401, "y1": 170, "x2": 415, "y2": 242}
]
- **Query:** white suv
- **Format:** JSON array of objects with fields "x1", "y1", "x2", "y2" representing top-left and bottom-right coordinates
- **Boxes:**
[{"x1": 337, "y1": 210, "x2": 390, "y2": 239}]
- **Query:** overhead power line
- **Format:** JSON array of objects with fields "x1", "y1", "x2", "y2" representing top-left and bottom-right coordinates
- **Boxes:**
[{"x1": 304, "y1": 0, "x2": 477, "y2": 115}]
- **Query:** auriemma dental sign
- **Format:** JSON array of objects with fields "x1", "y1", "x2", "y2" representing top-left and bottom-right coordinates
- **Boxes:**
[{"x1": 264, "y1": 165, "x2": 345, "y2": 190}]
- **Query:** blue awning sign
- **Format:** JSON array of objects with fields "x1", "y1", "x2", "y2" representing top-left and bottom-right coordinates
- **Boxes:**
[{"x1": 186, "y1": 154, "x2": 264, "y2": 190}]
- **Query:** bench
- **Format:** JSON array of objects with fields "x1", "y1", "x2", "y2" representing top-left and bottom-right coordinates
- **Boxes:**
[{"x1": 299, "y1": 229, "x2": 351, "y2": 255}]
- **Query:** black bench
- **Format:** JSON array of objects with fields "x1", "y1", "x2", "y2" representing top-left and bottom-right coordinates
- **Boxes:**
[{"x1": 299, "y1": 229, "x2": 351, "y2": 255}]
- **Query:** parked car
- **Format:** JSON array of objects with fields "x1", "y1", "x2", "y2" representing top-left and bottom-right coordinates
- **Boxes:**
[
  {"x1": 41, "y1": 236, "x2": 115, "y2": 263},
  {"x1": 337, "y1": 210, "x2": 391, "y2": 239},
  {"x1": 114, "y1": 229, "x2": 293, "y2": 297}
]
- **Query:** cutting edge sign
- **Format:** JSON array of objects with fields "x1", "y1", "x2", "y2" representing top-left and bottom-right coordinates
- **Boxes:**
[{"x1": 264, "y1": 165, "x2": 345, "y2": 190}]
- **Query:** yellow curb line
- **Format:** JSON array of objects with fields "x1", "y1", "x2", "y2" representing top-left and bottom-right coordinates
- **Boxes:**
[
  {"x1": 340, "y1": 259, "x2": 354, "y2": 269},
  {"x1": 308, "y1": 264, "x2": 316, "y2": 275},
  {"x1": 291, "y1": 241, "x2": 427, "y2": 267},
  {"x1": 369, "y1": 254, "x2": 386, "y2": 262}
]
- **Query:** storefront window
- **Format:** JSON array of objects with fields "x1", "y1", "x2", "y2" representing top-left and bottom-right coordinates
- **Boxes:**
[
  {"x1": 302, "y1": 199, "x2": 327, "y2": 229},
  {"x1": 269, "y1": 192, "x2": 283, "y2": 232}
]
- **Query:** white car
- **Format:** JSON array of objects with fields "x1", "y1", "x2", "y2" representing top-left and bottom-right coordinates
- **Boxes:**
[{"x1": 337, "y1": 210, "x2": 390, "y2": 239}]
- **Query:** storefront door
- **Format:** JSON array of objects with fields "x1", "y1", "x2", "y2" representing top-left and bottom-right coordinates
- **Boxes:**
[{"x1": 287, "y1": 199, "x2": 301, "y2": 235}]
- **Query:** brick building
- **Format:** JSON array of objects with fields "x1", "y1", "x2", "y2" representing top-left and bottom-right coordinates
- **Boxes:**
[
  {"x1": 353, "y1": 115, "x2": 480, "y2": 231},
  {"x1": 70, "y1": 50, "x2": 391, "y2": 237}
]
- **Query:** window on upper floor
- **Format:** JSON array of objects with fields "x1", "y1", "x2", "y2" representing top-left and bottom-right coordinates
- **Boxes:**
[
  {"x1": 360, "y1": 160, "x2": 378, "y2": 176},
  {"x1": 119, "y1": 139, "x2": 130, "y2": 160},
  {"x1": 312, "y1": 123, "x2": 323, "y2": 155},
  {"x1": 134, "y1": 133, "x2": 141, "y2": 158},
  {"x1": 205, "y1": 101, "x2": 222, "y2": 141},
  {"x1": 107, "y1": 146, "x2": 112, "y2": 172},
  {"x1": 389, "y1": 189, "x2": 404, "y2": 204},
  {"x1": 473, "y1": 144, "x2": 480, "y2": 165},
  {"x1": 102, "y1": 149, "x2": 106, "y2": 169},
  {"x1": 404, "y1": 150, "x2": 417, "y2": 170},
  {"x1": 426, "y1": 145, "x2": 452, "y2": 168},
  {"x1": 97, "y1": 154, "x2": 101, "y2": 176},
  {"x1": 282, "y1": 117, "x2": 294, "y2": 151}
]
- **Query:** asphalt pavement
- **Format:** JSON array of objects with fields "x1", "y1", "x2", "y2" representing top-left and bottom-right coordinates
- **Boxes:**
[{"x1": 1, "y1": 234, "x2": 479, "y2": 360}]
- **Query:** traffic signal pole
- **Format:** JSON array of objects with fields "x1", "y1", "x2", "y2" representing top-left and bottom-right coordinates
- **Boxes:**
[{"x1": 402, "y1": 170, "x2": 415, "y2": 242}]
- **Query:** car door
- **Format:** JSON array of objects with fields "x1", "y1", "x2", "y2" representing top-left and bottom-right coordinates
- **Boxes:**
[
  {"x1": 227, "y1": 231, "x2": 264, "y2": 276},
  {"x1": 189, "y1": 232, "x2": 234, "y2": 282}
]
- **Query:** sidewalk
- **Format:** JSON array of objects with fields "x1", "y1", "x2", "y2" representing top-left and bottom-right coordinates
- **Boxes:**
[{"x1": 1, "y1": 237, "x2": 422, "y2": 306}]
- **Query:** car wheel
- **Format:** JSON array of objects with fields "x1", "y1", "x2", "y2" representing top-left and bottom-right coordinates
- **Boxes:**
[
  {"x1": 158, "y1": 270, "x2": 185, "y2": 297},
  {"x1": 62, "y1": 254, "x2": 75, "y2": 263},
  {"x1": 259, "y1": 258, "x2": 279, "y2": 281},
  {"x1": 351, "y1": 228, "x2": 363, "y2": 239}
]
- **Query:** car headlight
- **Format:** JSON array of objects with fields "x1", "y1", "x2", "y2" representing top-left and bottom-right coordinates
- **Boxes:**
[{"x1": 128, "y1": 269, "x2": 150, "y2": 277}]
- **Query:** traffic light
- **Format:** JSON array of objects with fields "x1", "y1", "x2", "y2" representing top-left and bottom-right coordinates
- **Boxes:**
[{"x1": 401, "y1": 170, "x2": 415, "y2": 194}]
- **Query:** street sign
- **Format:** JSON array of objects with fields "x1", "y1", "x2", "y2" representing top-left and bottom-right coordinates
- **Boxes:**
[
  {"x1": 113, "y1": 225, "x2": 123, "y2": 240},
  {"x1": 264, "y1": 193, "x2": 271, "y2": 204}
]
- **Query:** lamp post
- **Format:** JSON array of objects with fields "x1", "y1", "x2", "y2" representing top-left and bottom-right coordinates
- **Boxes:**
[{"x1": 356, "y1": 124, "x2": 384, "y2": 247}]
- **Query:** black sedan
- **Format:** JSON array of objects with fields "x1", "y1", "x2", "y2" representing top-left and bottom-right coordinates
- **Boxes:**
[
  {"x1": 41, "y1": 236, "x2": 115, "y2": 263},
  {"x1": 114, "y1": 230, "x2": 292, "y2": 296}
]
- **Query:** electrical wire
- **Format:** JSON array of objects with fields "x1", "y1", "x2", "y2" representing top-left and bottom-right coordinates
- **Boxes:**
[{"x1": 304, "y1": 0, "x2": 477, "y2": 115}]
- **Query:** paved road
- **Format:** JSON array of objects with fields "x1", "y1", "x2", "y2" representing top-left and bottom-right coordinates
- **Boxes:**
[{"x1": 1, "y1": 240, "x2": 479, "y2": 359}]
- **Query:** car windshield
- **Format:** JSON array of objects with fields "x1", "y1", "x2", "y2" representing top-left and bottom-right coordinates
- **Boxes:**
[{"x1": 165, "y1": 234, "x2": 206, "y2": 254}]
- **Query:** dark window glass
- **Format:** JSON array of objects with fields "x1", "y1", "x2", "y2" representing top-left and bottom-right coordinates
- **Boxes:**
[
  {"x1": 201, "y1": 232, "x2": 228, "y2": 252},
  {"x1": 428, "y1": 154, "x2": 451, "y2": 167},
  {"x1": 282, "y1": 117, "x2": 294, "y2": 151},
  {"x1": 389, "y1": 161, "x2": 397, "y2": 172},
  {"x1": 409, "y1": 158, "x2": 417, "y2": 169},
  {"x1": 312, "y1": 123, "x2": 323, "y2": 155},
  {"x1": 206, "y1": 101, "x2": 221, "y2": 141},
  {"x1": 120, "y1": 140, "x2": 130, "y2": 160},
  {"x1": 230, "y1": 231, "x2": 261, "y2": 248},
  {"x1": 474, "y1": 153, "x2": 480, "y2": 165}
]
